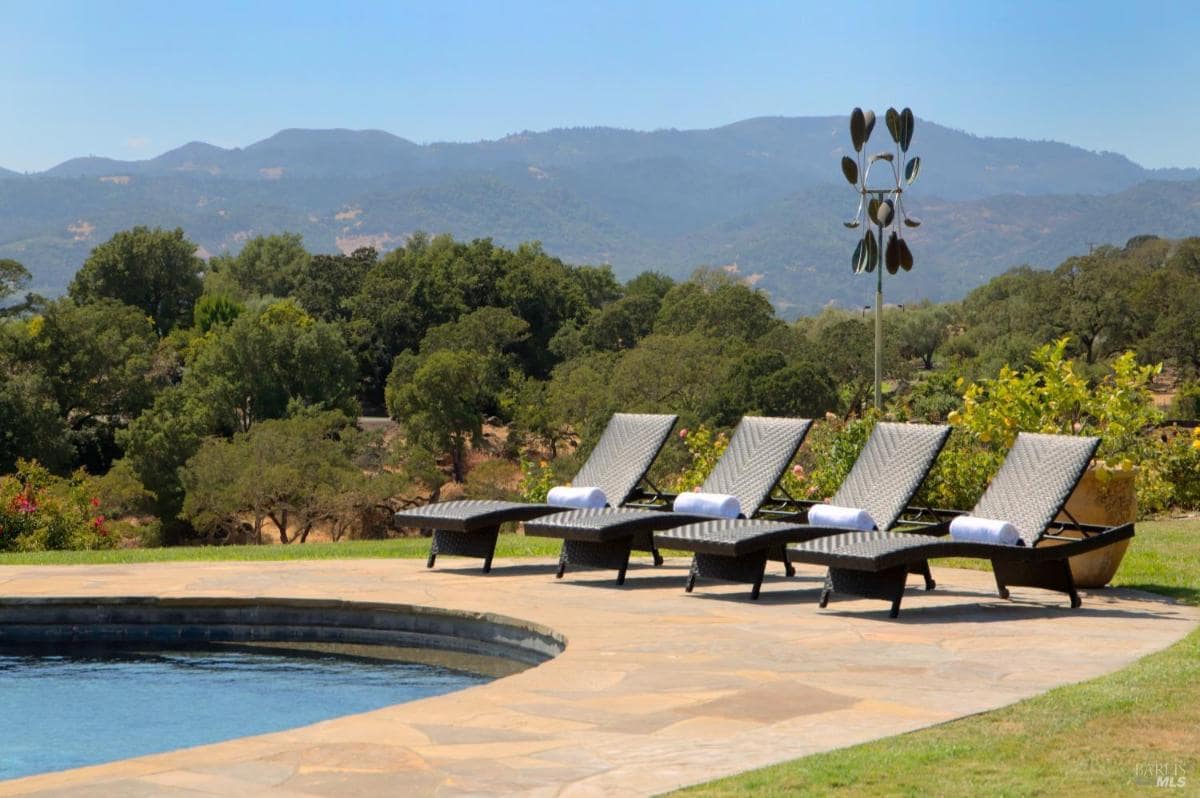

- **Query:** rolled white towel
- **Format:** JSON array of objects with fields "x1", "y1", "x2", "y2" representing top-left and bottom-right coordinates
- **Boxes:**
[
  {"x1": 547, "y1": 486, "x2": 608, "y2": 510},
  {"x1": 673, "y1": 491, "x2": 742, "y2": 519},
  {"x1": 807, "y1": 504, "x2": 876, "y2": 531},
  {"x1": 949, "y1": 515, "x2": 1023, "y2": 546}
]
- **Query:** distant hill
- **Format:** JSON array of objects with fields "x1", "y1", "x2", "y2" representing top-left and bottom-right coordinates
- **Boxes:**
[{"x1": 3, "y1": 117, "x2": 1199, "y2": 314}]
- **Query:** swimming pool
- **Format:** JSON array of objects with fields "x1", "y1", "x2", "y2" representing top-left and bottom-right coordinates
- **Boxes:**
[
  {"x1": 0, "y1": 596, "x2": 565, "y2": 782},
  {"x1": 0, "y1": 644, "x2": 490, "y2": 781}
]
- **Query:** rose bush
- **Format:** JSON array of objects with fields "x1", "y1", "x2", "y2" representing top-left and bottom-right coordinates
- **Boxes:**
[{"x1": 0, "y1": 460, "x2": 116, "y2": 551}]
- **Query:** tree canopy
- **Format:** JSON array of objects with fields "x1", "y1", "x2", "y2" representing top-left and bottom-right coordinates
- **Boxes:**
[{"x1": 69, "y1": 227, "x2": 203, "y2": 335}]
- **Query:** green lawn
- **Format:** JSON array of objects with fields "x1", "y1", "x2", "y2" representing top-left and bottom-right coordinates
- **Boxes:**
[
  {"x1": 0, "y1": 533, "x2": 565, "y2": 565},
  {"x1": 673, "y1": 519, "x2": 1200, "y2": 797},
  {"x1": 2, "y1": 521, "x2": 1196, "y2": 796}
]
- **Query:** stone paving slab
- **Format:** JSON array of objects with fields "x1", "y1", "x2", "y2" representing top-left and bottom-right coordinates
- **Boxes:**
[{"x1": 0, "y1": 556, "x2": 1196, "y2": 796}]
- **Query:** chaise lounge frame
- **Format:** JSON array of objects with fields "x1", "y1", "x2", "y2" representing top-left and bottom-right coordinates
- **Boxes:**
[
  {"x1": 393, "y1": 412, "x2": 677, "y2": 572},
  {"x1": 653, "y1": 422, "x2": 951, "y2": 598},
  {"x1": 788, "y1": 432, "x2": 1134, "y2": 617},
  {"x1": 524, "y1": 416, "x2": 813, "y2": 585}
]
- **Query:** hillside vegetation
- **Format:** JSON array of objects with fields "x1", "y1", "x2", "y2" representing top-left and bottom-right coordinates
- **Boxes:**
[
  {"x1": 2, "y1": 227, "x2": 1199, "y2": 553},
  {"x1": 4, "y1": 118, "x2": 1200, "y2": 313}
]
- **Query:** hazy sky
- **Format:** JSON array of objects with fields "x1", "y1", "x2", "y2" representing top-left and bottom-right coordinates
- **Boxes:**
[{"x1": 1, "y1": 1, "x2": 1195, "y2": 172}]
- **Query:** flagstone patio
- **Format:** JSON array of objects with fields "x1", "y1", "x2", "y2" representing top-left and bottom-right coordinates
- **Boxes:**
[{"x1": 0, "y1": 555, "x2": 1195, "y2": 797}]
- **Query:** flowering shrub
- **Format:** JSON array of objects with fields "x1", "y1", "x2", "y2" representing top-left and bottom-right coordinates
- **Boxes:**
[
  {"x1": 0, "y1": 461, "x2": 116, "y2": 552},
  {"x1": 672, "y1": 426, "x2": 728, "y2": 493},
  {"x1": 518, "y1": 457, "x2": 557, "y2": 503},
  {"x1": 676, "y1": 416, "x2": 876, "y2": 504},
  {"x1": 780, "y1": 413, "x2": 877, "y2": 501}
]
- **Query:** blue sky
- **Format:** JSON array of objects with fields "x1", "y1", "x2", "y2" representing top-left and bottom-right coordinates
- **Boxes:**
[{"x1": 1, "y1": 1, "x2": 1195, "y2": 172}]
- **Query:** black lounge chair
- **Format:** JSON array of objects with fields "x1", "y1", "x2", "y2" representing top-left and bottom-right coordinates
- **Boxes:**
[
  {"x1": 654, "y1": 422, "x2": 951, "y2": 599},
  {"x1": 523, "y1": 416, "x2": 812, "y2": 585},
  {"x1": 788, "y1": 432, "x2": 1135, "y2": 617},
  {"x1": 393, "y1": 412, "x2": 677, "y2": 572}
]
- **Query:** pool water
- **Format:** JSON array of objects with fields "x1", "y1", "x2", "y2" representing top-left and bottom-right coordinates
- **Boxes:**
[{"x1": 0, "y1": 646, "x2": 489, "y2": 781}]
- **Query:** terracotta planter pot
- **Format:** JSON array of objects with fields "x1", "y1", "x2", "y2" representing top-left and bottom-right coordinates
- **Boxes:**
[{"x1": 1048, "y1": 465, "x2": 1136, "y2": 588}]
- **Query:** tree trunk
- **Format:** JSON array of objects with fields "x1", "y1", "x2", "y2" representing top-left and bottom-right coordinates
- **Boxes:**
[
  {"x1": 450, "y1": 440, "x2": 466, "y2": 483},
  {"x1": 269, "y1": 509, "x2": 291, "y2": 544}
]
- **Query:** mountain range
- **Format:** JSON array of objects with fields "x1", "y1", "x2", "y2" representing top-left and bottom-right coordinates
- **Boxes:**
[{"x1": 3, "y1": 116, "x2": 1199, "y2": 315}]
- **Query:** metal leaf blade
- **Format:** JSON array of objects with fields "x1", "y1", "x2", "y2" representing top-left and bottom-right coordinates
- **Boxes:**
[
  {"x1": 900, "y1": 108, "x2": 915, "y2": 152},
  {"x1": 898, "y1": 238, "x2": 914, "y2": 271},
  {"x1": 850, "y1": 108, "x2": 866, "y2": 152},
  {"x1": 862, "y1": 109, "x2": 876, "y2": 144},
  {"x1": 841, "y1": 156, "x2": 858, "y2": 185},
  {"x1": 885, "y1": 231, "x2": 900, "y2": 274},
  {"x1": 904, "y1": 216, "x2": 922, "y2": 228},
  {"x1": 885, "y1": 108, "x2": 901, "y2": 143},
  {"x1": 851, "y1": 238, "x2": 865, "y2": 273},
  {"x1": 865, "y1": 229, "x2": 878, "y2": 273},
  {"x1": 905, "y1": 156, "x2": 921, "y2": 185}
]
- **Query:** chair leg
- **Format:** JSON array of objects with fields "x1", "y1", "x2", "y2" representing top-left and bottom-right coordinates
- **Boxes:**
[
  {"x1": 652, "y1": 546, "x2": 664, "y2": 566},
  {"x1": 822, "y1": 565, "x2": 909, "y2": 617},
  {"x1": 992, "y1": 558, "x2": 1080, "y2": 608},
  {"x1": 780, "y1": 545, "x2": 795, "y2": 577},
  {"x1": 426, "y1": 528, "x2": 438, "y2": 568},
  {"x1": 556, "y1": 545, "x2": 567, "y2": 579},
  {"x1": 685, "y1": 558, "x2": 699, "y2": 593},
  {"x1": 616, "y1": 544, "x2": 634, "y2": 585},
  {"x1": 819, "y1": 570, "x2": 833, "y2": 608},
  {"x1": 427, "y1": 528, "x2": 497, "y2": 571},
  {"x1": 915, "y1": 560, "x2": 935, "y2": 591}
]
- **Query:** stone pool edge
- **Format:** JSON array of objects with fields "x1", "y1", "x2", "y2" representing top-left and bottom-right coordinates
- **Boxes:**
[{"x1": 0, "y1": 595, "x2": 566, "y2": 668}]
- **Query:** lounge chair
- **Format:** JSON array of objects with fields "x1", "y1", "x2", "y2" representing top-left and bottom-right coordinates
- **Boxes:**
[
  {"x1": 787, "y1": 432, "x2": 1135, "y2": 617},
  {"x1": 393, "y1": 412, "x2": 677, "y2": 572},
  {"x1": 654, "y1": 422, "x2": 950, "y2": 598},
  {"x1": 524, "y1": 416, "x2": 812, "y2": 585}
]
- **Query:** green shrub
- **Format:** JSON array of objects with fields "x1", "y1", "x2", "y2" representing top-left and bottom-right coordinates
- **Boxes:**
[
  {"x1": 912, "y1": 428, "x2": 998, "y2": 510},
  {"x1": 0, "y1": 460, "x2": 116, "y2": 552},
  {"x1": 672, "y1": 426, "x2": 728, "y2": 493},
  {"x1": 782, "y1": 414, "x2": 876, "y2": 501},
  {"x1": 518, "y1": 457, "x2": 558, "y2": 503},
  {"x1": 948, "y1": 339, "x2": 1179, "y2": 514},
  {"x1": 464, "y1": 458, "x2": 522, "y2": 502},
  {"x1": 1160, "y1": 426, "x2": 1200, "y2": 509},
  {"x1": 1168, "y1": 383, "x2": 1200, "y2": 420}
]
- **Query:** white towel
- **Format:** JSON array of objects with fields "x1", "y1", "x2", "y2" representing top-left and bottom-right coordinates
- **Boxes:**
[
  {"x1": 949, "y1": 515, "x2": 1022, "y2": 546},
  {"x1": 807, "y1": 504, "x2": 876, "y2": 531},
  {"x1": 673, "y1": 491, "x2": 742, "y2": 519},
  {"x1": 547, "y1": 486, "x2": 608, "y2": 510}
]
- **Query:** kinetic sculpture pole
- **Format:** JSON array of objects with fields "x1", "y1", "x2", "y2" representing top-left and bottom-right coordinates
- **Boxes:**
[{"x1": 840, "y1": 107, "x2": 921, "y2": 409}]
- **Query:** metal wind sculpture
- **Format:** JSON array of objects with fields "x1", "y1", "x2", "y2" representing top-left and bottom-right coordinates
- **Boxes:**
[{"x1": 841, "y1": 106, "x2": 921, "y2": 409}]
